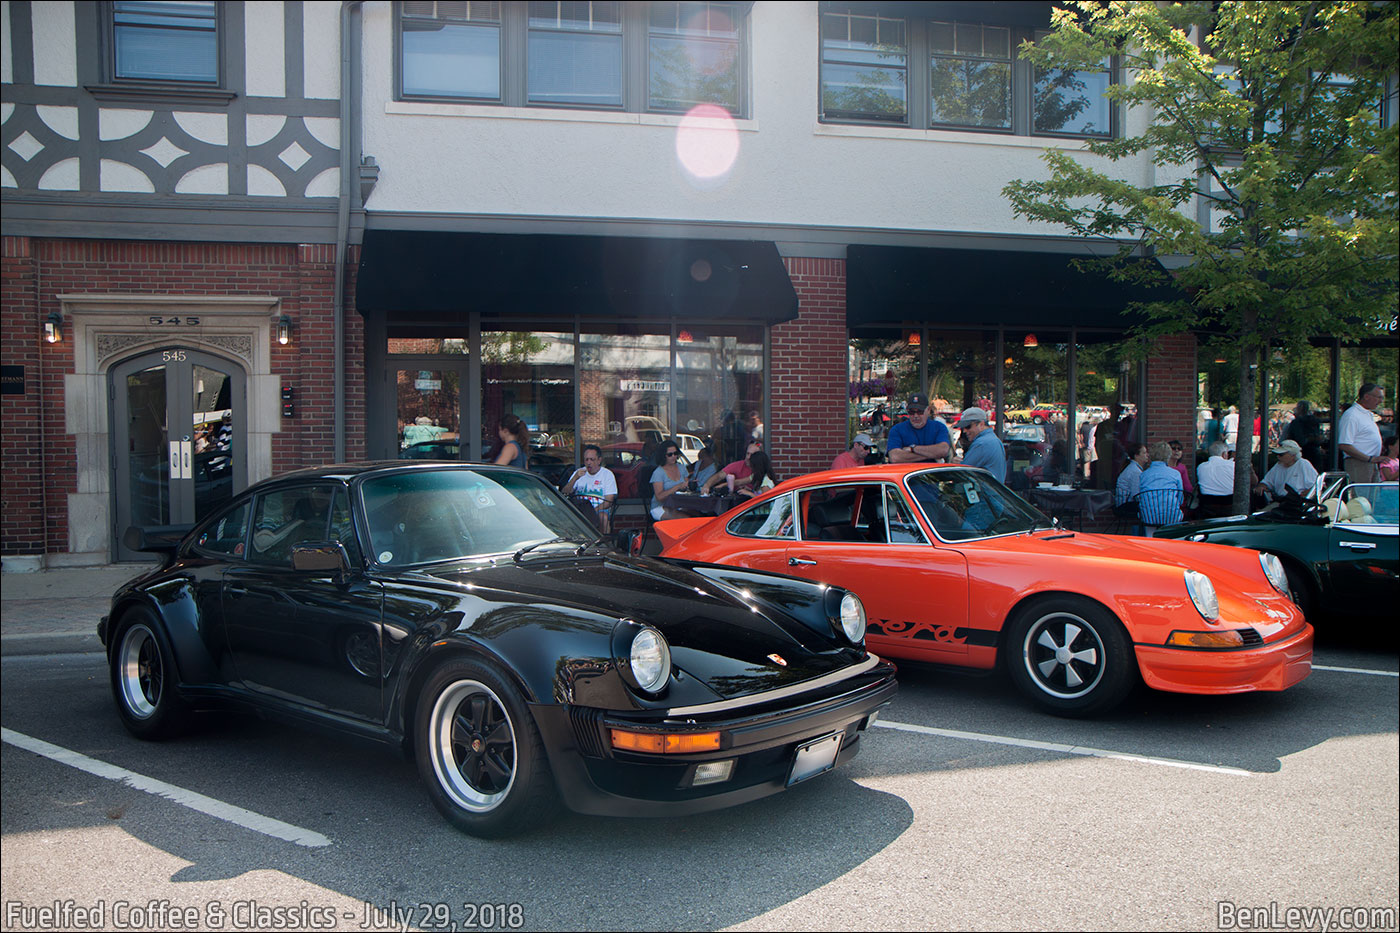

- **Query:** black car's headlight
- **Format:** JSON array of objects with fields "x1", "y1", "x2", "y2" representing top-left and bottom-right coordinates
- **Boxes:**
[
  {"x1": 612, "y1": 620, "x2": 672, "y2": 695},
  {"x1": 838, "y1": 592, "x2": 866, "y2": 644},
  {"x1": 1259, "y1": 553, "x2": 1289, "y2": 595}
]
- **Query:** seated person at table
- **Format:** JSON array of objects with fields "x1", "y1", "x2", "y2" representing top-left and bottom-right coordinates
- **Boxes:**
[
  {"x1": 702, "y1": 440, "x2": 764, "y2": 494},
  {"x1": 888, "y1": 394, "x2": 952, "y2": 463},
  {"x1": 1138, "y1": 442, "x2": 1184, "y2": 528},
  {"x1": 561, "y1": 444, "x2": 618, "y2": 532},
  {"x1": 649, "y1": 440, "x2": 690, "y2": 521},
  {"x1": 736, "y1": 452, "x2": 778, "y2": 499},
  {"x1": 1254, "y1": 440, "x2": 1319, "y2": 502},
  {"x1": 832, "y1": 434, "x2": 874, "y2": 470},
  {"x1": 1115, "y1": 443, "x2": 1149, "y2": 507},
  {"x1": 691, "y1": 445, "x2": 719, "y2": 489}
]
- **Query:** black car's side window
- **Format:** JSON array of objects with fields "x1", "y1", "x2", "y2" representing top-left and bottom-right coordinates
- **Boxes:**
[
  {"x1": 330, "y1": 489, "x2": 364, "y2": 567},
  {"x1": 194, "y1": 500, "x2": 251, "y2": 558},
  {"x1": 249, "y1": 486, "x2": 333, "y2": 566}
]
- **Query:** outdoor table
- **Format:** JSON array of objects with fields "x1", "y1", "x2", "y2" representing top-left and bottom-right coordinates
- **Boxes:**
[
  {"x1": 1028, "y1": 485, "x2": 1113, "y2": 530},
  {"x1": 669, "y1": 492, "x2": 741, "y2": 517}
]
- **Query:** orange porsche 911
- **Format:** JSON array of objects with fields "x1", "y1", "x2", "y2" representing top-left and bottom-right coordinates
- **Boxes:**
[{"x1": 656, "y1": 464, "x2": 1313, "y2": 716}]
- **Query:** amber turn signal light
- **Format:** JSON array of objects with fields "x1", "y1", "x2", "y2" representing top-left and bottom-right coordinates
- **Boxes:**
[
  {"x1": 1165, "y1": 630, "x2": 1246, "y2": 648},
  {"x1": 609, "y1": 729, "x2": 722, "y2": 754}
]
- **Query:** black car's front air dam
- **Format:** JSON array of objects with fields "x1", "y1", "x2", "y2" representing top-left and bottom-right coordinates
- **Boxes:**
[{"x1": 531, "y1": 665, "x2": 897, "y2": 817}]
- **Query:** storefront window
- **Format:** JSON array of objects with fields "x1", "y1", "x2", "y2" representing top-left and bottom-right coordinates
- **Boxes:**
[
  {"x1": 395, "y1": 368, "x2": 461, "y2": 459},
  {"x1": 1075, "y1": 336, "x2": 1140, "y2": 490},
  {"x1": 579, "y1": 325, "x2": 673, "y2": 497},
  {"x1": 1003, "y1": 330, "x2": 1070, "y2": 490},
  {"x1": 849, "y1": 330, "x2": 922, "y2": 449},
  {"x1": 675, "y1": 325, "x2": 764, "y2": 466},
  {"x1": 481, "y1": 328, "x2": 575, "y2": 483}
]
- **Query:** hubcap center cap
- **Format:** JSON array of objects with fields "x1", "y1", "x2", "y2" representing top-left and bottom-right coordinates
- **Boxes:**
[
  {"x1": 471, "y1": 737, "x2": 484, "y2": 753},
  {"x1": 1055, "y1": 646, "x2": 1072, "y2": 665}
]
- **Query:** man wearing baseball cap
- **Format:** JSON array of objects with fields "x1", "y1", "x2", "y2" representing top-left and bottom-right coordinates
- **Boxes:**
[
  {"x1": 832, "y1": 433, "x2": 875, "y2": 470},
  {"x1": 954, "y1": 406, "x2": 1006, "y2": 482},
  {"x1": 1255, "y1": 439, "x2": 1318, "y2": 501},
  {"x1": 888, "y1": 393, "x2": 951, "y2": 464}
]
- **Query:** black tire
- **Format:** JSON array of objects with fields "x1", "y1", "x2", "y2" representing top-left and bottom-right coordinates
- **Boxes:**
[
  {"x1": 110, "y1": 610, "x2": 191, "y2": 739},
  {"x1": 1280, "y1": 559, "x2": 1317, "y2": 623},
  {"x1": 1005, "y1": 596, "x2": 1136, "y2": 717},
  {"x1": 415, "y1": 658, "x2": 560, "y2": 837}
]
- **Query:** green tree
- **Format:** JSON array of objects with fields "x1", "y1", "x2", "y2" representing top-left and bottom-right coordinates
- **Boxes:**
[{"x1": 1004, "y1": 1, "x2": 1398, "y2": 511}]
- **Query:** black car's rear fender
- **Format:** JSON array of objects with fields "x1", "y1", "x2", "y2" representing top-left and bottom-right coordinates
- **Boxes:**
[{"x1": 106, "y1": 576, "x2": 221, "y2": 687}]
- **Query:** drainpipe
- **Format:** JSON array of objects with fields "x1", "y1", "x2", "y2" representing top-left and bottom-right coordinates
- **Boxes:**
[{"x1": 334, "y1": 1, "x2": 364, "y2": 462}]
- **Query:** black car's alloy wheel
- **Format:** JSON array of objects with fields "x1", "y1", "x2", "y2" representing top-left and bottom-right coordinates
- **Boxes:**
[
  {"x1": 416, "y1": 659, "x2": 559, "y2": 837},
  {"x1": 1006, "y1": 596, "x2": 1135, "y2": 717},
  {"x1": 111, "y1": 612, "x2": 190, "y2": 739}
]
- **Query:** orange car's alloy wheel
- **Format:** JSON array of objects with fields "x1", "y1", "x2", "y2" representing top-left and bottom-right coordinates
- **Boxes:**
[{"x1": 1006, "y1": 597, "x2": 1135, "y2": 716}]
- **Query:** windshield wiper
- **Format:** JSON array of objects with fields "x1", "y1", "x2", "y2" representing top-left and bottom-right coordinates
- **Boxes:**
[
  {"x1": 513, "y1": 536, "x2": 578, "y2": 563},
  {"x1": 576, "y1": 534, "x2": 608, "y2": 555}
]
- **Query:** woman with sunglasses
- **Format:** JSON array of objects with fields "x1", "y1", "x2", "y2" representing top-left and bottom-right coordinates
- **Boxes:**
[
  {"x1": 1167, "y1": 439, "x2": 1196, "y2": 515},
  {"x1": 649, "y1": 441, "x2": 690, "y2": 521}
]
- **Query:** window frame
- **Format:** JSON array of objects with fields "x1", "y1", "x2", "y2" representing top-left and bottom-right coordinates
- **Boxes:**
[
  {"x1": 817, "y1": 4, "x2": 1118, "y2": 140},
  {"x1": 105, "y1": 0, "x2": 223, "y2": 87},
  {"x1": 395, "y1": 0, "x2": 750, "y2": 118}
]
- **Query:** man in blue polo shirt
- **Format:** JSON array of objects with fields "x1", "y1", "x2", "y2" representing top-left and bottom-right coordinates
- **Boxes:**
[
  {"x1": 955, "y1": 406, "x2": 1006, "y2": 482},
  {"x1": 888, "y1": 394, "x2": 951, "y2": 463}
]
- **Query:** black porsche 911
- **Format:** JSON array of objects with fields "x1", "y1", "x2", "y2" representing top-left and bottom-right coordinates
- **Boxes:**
[{"x1": 100, "y1": 462, "x2": 896, "y2": 837}]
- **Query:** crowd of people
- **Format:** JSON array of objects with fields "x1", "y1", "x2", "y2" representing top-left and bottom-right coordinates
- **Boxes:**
[{"x1": 478, "y1": 381, "x2": 1391, "y2": 533}]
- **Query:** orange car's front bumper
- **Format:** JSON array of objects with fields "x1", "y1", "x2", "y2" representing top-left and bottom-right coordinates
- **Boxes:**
[{"x1": 1134, "y1": 624, "x2": 1314, "y2": 694}]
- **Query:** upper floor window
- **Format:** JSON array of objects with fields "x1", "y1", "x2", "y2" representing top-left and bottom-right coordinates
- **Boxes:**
[
  {"x1": 929, "y1": 21, "x2": 1012, "y2": 130},
  {"x1": 648, "y1": 2, "x2": 741, "y2": 113},
  {"x1": 529, "y1": 2, "x2": 623, "y2": 107},
  {"x1": 402, "y1": 0, "x2": 503, "y2": 100},
  {"x1": 1032, "y1": 30, "x2": 1111, "y2": 137},
  {"x1": 820, "y1": 9, "x2": 907, "y2": 123},
  {"x1": 398, "y1": 1, "x2": 747, "y2": 116},
  {"x1": 112, "y1": 0, "x2": 219, "y2": 84},
  {"x1": 819, "y1": 4, "x2": 1116, "y2": 140}
]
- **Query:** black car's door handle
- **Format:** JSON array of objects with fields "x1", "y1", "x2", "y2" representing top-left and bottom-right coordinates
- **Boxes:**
[
  {"x1": 1339, "y1": 541, "x2": 1377, "y2": 551},
  {"x1": 789, "y1": 557, "x2": 817, "y2": 567},
  {"x1": 226, "y1": 583, "x2": 248, "y2": 598}
]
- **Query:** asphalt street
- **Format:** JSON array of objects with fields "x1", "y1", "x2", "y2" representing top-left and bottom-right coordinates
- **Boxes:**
[{"x1": 1, "y1": 565, "x2": 1397, "y2": 932}]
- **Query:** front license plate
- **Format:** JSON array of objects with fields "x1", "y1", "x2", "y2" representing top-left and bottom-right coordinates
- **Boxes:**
[{"x1": 787, "y1": 732, "x2": 843, "y2": 786}]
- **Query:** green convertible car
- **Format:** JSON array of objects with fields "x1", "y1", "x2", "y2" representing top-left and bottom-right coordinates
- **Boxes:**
[{"x1": 1155, "y1": 473, "x2": 1398, "y2": 623}]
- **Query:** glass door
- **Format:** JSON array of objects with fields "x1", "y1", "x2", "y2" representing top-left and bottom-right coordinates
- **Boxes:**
[
  {"x1": 111, "y1": 348, "x2": 246, "y2": 560},
  {"x1": 393, "y1": 364, "x2": 463, "y2": 459}
]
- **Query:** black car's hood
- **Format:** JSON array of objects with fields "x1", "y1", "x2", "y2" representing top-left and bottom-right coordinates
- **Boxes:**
[{"x1": 421, "y1": 554, "x2": 860, "y2": 700}]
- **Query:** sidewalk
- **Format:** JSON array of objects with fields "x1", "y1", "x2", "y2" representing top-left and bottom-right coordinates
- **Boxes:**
[{"x1": 1, "y1": 563, "x2": 155, "y2": 656}]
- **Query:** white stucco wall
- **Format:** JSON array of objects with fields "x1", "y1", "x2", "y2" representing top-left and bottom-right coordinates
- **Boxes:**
[
  {"x1": 304, "y1": 0, "x2": 341, "y2": 100},
  {"x1": 31, "y1": 0, "x2": 75, "y2": 87},
  {"x1": 358, "y1": 2, "x2": 1157, "y2": 238},
  {"x1": 245, "y1": 0, "x2": 287, "y2": 99}
]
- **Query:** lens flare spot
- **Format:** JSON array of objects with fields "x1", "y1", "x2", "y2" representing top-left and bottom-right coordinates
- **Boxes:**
[{"x1": 675, "y1": 104, "x2": 739, "y2": 182}]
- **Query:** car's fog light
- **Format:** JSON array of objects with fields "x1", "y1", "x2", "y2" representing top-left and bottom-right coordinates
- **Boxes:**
[{"x1": 691, "y1": 760, "x2": 735, "y2": 786}]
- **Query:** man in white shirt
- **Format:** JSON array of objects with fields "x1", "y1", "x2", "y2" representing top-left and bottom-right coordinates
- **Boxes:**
[
  {"x1": 562, "y1": 444, "x2": 618, "y2": 532},
  {"x1": 1255, "y1": 440, "x2": 1319, "y2": 501},
  {"x1": 1221, "y1": 406, "x2": 1240, "y2": 447},
  {"x1": 1337, "y1": 383, "x2": 1385, "y2": 484},
  {"x1": 1196, "y1": 441, "x2": 1236, "y2": 516}
]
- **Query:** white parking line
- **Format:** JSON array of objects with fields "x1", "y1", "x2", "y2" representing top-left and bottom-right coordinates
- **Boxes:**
[
  {"x1": 1313, "y1": 664, "x2": 1398, "y2": 677},
  {"x1": 1, "y1": 727, "x2": 331, "y2": 847},
  {"x1": 874, "y1": 719, "x2": 1253, "y2": 776}
]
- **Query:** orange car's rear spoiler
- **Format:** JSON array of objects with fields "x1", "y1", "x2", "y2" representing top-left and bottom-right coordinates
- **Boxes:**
[{"x1": 654, "y1": 516, "x2": 712, "y2": 551}]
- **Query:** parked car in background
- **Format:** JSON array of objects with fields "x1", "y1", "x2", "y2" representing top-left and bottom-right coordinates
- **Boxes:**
[
  {"x1": 656, "y1": 464, "x2": 1312, "y2": 716},
  {"x1": 102, "y1": 463, "x2": 896, "y2": 837},
  {"x1": 1154, "y1": 474, "x2": 1398, "y2": 624}
]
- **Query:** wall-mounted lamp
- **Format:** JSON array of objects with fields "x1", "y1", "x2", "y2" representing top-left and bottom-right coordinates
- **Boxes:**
[
  {"x1": 276, "y1": 314, "x2": 293, "y2": 346},
  {"x1": 44, "y1": 312, "x2": 63, "y2": 344},
  {"x1": 1023, "y1": 333, "x2": 1038, "y2": 348}
]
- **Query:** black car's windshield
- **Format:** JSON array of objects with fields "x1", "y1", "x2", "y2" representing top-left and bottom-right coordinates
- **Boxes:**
[
  {"x1": 361, "y1": 468, "x2": 597, "y2": 567},
  {"x1": 906, "y1": 468, "x2": 1044, "y2": 540}
]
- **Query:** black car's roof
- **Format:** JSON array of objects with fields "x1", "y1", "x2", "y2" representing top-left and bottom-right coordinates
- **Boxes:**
[{"x1": 252, "y1": 460, "x2": 527, "y2": 486}]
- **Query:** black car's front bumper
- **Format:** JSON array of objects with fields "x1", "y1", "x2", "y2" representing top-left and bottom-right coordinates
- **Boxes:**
[{"x1": 533, "y1": 659, "x2": 898, "y2": 817}]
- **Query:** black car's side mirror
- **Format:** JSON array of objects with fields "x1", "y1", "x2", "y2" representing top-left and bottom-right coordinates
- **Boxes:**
[
  {"x1": 291, "y1": 541, "x2": 354, "y2": 584},
  {"x1": 615, "y1": 529, "x2": 645, "y2": 557}
]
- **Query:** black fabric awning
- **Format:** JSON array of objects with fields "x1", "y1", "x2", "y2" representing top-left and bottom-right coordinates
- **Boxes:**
[
  {"x1": 356, "y1": 230, "x2": 798, "y2": 323},
  {"x1": 847, "y1": 244, "x2": 1182, "y2": 330}
]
